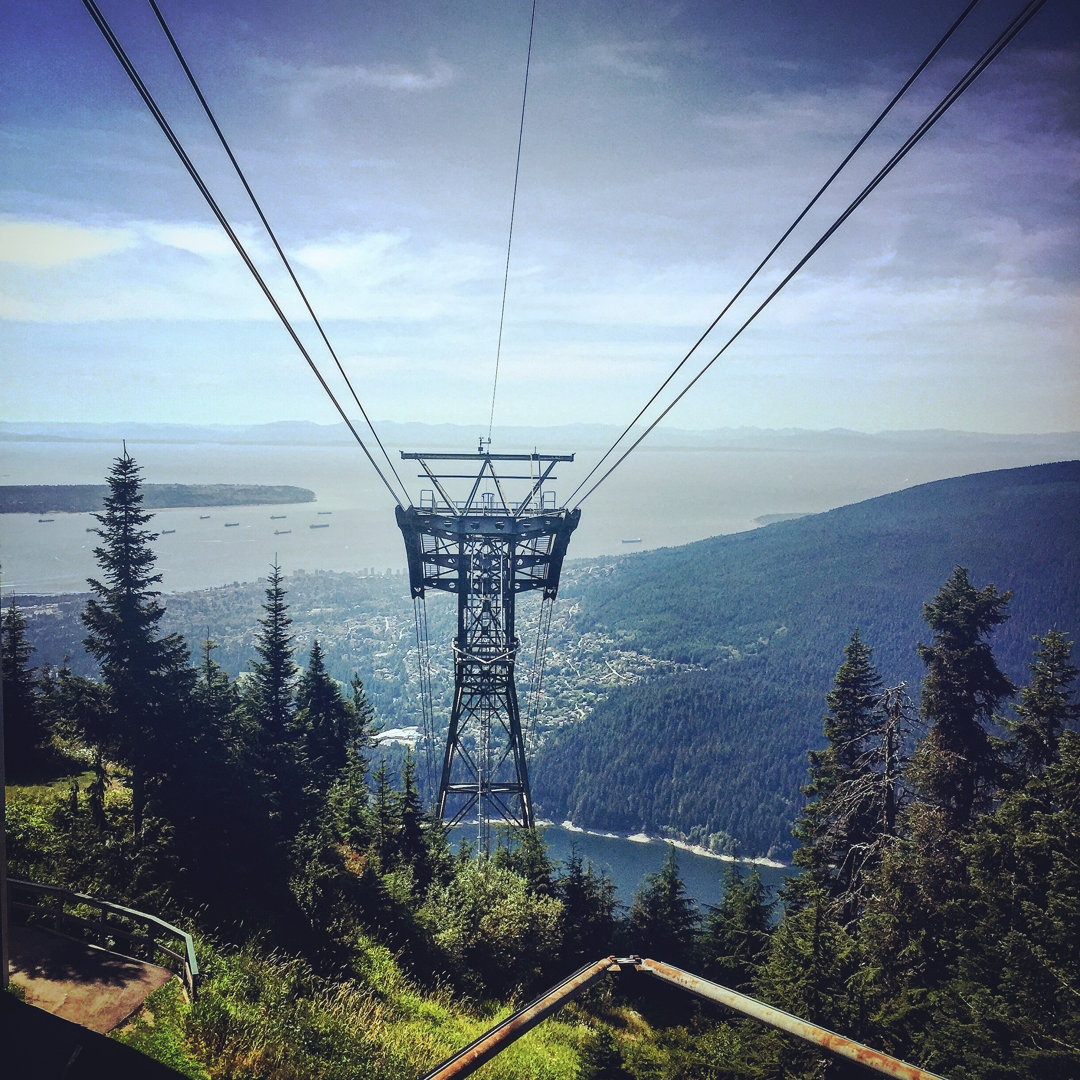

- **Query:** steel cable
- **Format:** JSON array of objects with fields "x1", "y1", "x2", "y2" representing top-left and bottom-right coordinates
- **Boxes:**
[
  {"x1": 487, "y1": 0, "x2": 538, "y2": 443},
  {"x1": 567, "y1": 0, "x2": 984, "y2": 508},
  {"x1": 146, "y1": 0, "x2": 411, "y2": 507},
  {"x1": 82, "y1": 0, "x2": 406, "y2": 508},
  {"x1": 571, "y1": 0, "x2": 1047, "y2": 508}
]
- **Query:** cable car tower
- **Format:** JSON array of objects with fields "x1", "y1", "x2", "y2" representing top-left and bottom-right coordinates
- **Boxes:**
[{"x1": 397, "y1": 447, "x2": 579, "y2": 845}]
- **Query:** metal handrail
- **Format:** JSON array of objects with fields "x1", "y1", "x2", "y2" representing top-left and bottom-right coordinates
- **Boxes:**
[{"x1": 8, "y1": 878, "x2": 199, "y2": 999}]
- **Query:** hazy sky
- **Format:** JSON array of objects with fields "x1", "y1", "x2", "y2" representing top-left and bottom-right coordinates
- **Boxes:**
[{"x1": 2, "y1": 0, "x2": 1077, "y2": 434}]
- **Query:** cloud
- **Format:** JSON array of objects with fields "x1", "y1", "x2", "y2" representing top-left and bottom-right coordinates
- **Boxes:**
[
  {"x1": 304, "y1": 58, "x2": 456, "y2": 94},
  {"x1": 0, "y1": 216, "x2": 501, "y2": 325},
  {"x1": 583, "y1": 41, "x2": 668, "y2": 81},
  {"x1": 250, "y1": 54, "x2": 457, "y2": 114},
  {"x1": 140, "y1": 223, "x2": 239, "y2": 259},
  {"x1": 0, "y1": 220, "x2": 137, "y2": 267}
]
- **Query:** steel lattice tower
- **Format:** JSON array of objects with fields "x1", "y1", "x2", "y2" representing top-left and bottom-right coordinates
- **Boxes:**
[{"x1": 397, "y1": 450, "x2": 579, "y2": 842}]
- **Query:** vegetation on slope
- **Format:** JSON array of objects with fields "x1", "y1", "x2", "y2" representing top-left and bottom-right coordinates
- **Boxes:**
[
  {"x1": 533, "y1": 461, "x2": 1080, "y2": 855},
  {"x1": 4, "y1": 450, "x2": 1079, "y2": 1078}
]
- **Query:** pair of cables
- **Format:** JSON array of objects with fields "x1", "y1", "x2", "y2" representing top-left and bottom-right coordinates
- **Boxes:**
[
  {"x1": 83, "y1": 0, "x2": 411, "y2": 509},
  {"x1": 567, "y1": 0, "x2": 1050, "y2": 509}
]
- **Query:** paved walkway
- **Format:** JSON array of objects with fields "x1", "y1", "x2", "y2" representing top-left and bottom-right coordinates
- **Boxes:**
[{"x1": 8, "y1": 923, "x2": 175, "y2": 1033}]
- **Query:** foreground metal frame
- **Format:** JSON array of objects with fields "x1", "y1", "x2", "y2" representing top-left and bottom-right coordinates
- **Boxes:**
[
  {"x1": 422, "y1": 955, "x2": 949, "y2": 1080},
  {"x1": 397, "y1": 450, "x2": 579, "y2": 841}
]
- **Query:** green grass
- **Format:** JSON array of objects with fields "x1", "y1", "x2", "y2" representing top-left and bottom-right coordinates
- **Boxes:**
[{"x1": 107, "y1": 934, "x2": 624, "y2": 1080}]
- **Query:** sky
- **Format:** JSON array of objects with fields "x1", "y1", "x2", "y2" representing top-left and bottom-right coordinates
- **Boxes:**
[{"x1": 2, "y1": 0, "x2": 1078, "y2": 436}]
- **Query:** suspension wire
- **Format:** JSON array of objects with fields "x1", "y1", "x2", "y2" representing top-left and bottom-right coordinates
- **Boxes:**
[
  {"x1": 572, "y1": 0, "x2": 1047, "y2": 509},
  {"x1": 523, "y1": 596, "x2": 555, "y2": 758},
  {"x1": 146, "y1": 0, "x2": 411, "y2": 508},
  {"x1": 487, "y1": 0, "x2": 539, "y2": 444},
  {"x1": 565, "y1": 0, "x2": 984, "y2": 509},
  {"x1": 412, "y1": 594, "x2": 438, "y2": 806},
  {"x1": 522, "y1": 598, "x2": 548, "y2": 754},
  {"x1": 82, "y1": 0, "x2": 406, "y2": 509}
]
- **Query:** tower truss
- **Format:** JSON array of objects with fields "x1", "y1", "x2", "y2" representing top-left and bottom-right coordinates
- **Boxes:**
[{"x1": 397, "y1": 451, "x2": 579, "y2": 842}]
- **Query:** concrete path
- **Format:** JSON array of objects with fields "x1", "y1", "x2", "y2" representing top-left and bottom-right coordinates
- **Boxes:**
[{"x1": 8, "y1": 923, "x2": 175, "y2": 1033}]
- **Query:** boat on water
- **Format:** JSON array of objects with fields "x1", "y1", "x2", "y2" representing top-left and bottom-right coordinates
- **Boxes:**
[
  {"x1": 622, "y1": 538, "x2": 642, "y2": 544},
  {"x1": 270, "y1": 514, "x2": 286, "y2": 519},
  {"x1": 38, "y1": 518, "x2": 55, "y2": 523},
  {"x1": 224, "y1": 522, "x2": 240, "y2": 527},
  {"x1": 274, "y1": 529, "x2": 292, "y2": 535},
  {"x1": 161, "y1": 529, "x2": 176, "y2": 534},
  {"x1": 309, "y1": 523, "x2": 330, "y2": 529},
  {"x1": 317, "y1": 510, "x2": 332, "y2": 515},
  {"x1": 199, "y1": 514, "x2": 210, "y2": 519}
]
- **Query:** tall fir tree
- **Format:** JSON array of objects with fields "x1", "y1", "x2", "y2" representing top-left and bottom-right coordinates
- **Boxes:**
[
  {"x1": 81, "y1": 448, "x2": 192, "y2": 840},
  {"x1": 556, "y1": 847, "x2": 617, "y2": 967},
  {"x1": 245, "y1": 561, "x2": 297, "y2": 739},
  {"x1": 1007, "y1": 629, "x2": 1079, "y2": 778},
  {"x1": 700, "y1": 863, "x2": 773, "y2": 989},
  {"x1": 910, "y1": 566, "x2": 1013, "y2": 827},
  {"x1": 296, "y1": 639, "x2": 352, "y2": 783},
  {"x1": 2, "y1": 599, "x2": 49, "y2": 775},
  {"x1": 242, "y1": 561, "x2": 305, "y2": 845},
  {"x1": 791, "y1": 630, "x2": 884, "y2": 904},
  {"x1": 627, "y1": 846, "x2": 698, "y2": 965},
  {"x1": 395, "y1": 748, "x2": 428, "y2": 877}
]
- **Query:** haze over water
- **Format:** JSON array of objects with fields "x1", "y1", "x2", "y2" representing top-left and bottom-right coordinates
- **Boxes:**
[{"x1": 2, "y1": 429, "x2": 1077, "y2": 595}]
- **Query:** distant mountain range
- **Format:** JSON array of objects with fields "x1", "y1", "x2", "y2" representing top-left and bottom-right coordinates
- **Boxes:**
[
  {"x1": 530, "y1": 460, "x2": 1080, "y2": 859},
  {"x1": 2, "y1": 419, "x2": 1078, "y2": 456}
]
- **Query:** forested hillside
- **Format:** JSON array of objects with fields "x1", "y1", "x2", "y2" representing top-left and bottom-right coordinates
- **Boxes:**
[
  {"x1": 531, "y1": 461, "x2": 1080, "y2": 857},
  {"x1": 13, "y1": 461, "x2": 1078, "y2": 858},
  {"x1": 6, "y1": 450, "x2": 1079, "y2": 1079}
]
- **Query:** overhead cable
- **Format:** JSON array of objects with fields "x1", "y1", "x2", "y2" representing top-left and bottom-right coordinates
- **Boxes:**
[
  {"x1": 487, "y1": 0, "x2": 539, "y2": 444},
  {"x1": 566, "y1": 0, "x2": 983, "y2": 508},
  {"x1": 571, "y1": 0, "x2": 1047, "y2": 508},
  {"x1": 82, "y1": 0, "x2": 408, "y2": 509},
  {"x1": 146, "y1": 0, "x2": 410, "y2": 507}
]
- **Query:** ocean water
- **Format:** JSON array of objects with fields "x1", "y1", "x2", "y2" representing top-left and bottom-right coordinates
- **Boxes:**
[
  {"x1": 538, "y1": 824, "x2": 792, "y2": 912},
  {"x1": 2, "y1": 434, "x2": 1074, "y2": 595}
]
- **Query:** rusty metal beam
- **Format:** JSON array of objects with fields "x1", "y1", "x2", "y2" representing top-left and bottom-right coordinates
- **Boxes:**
[
  {"x1": 420, "y1": 956, "x2": 620, "y2": 1080},
  {"x1": 632, "y1": 957, "x2": 948, "y2": 1080},
  {"x1": 420, "y1": 954, "x2": 950, "y2": 1080}
]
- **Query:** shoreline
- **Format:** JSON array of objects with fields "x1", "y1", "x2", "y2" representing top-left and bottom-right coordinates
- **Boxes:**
[{"x1": 548, "y1": 819, "x2": 787, "y2": 869}]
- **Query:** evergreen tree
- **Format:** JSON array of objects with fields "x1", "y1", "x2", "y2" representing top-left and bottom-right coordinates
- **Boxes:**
[
  {"x1": 245, "y1": 561, "x2": 297, "y2": 739},
  {"x1": 296, "y1": 639, "x2": 352, "y2": 781},
  {"x1": 241, "y1": 562, "x2": 306, "y2": 846},
  {"x1": 2, "y1": 599, "x2": 49, "y2": 775},
  {"x1": 81, "y1": 448, "x2": 192, "y2": 840},
  {"x1": 752, "y1": 886, "x2": 862, "y2": 1073},
  {"x1": 700, "y1": 863, "x2": 773, "y2": 989},
  {"x1": 556, "y1": 847, "x2": 618, "y2": 966},
  {"x1": 194, "y1": 634, "x2": 239, "y2": 739},
  {"x1": 938, "y1": 728, "x2": 1080, "y2": 1078},
  {"x1": 791, "y1": 630, "x2": 884, "y2": 904},
  {"x1": 910, "y1": 566, "x2": 1013, "y2": 827},
  {"x1": 395, "y1": 749, "x2": 428, "y2": 877},
  {"x1": 627, "y1": 847, "x2": 698, "y2": 964},
  {"x1": 1007, "y1": 629, "x2": 1079, "y2": 777},
  {"x1": 494, "y1": 826, "x2": 556, "y2": 897},
  {"x1": 371, "y1": 758, "x2": 396, "y2": 869}
]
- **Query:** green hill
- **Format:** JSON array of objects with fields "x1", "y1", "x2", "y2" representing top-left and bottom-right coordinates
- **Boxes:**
[{"x1": 530, "y1": 461, "x2": 1080, "y2": 859}]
